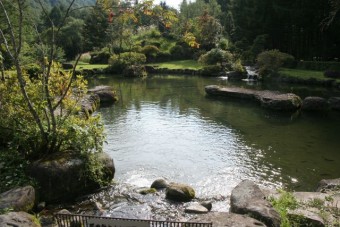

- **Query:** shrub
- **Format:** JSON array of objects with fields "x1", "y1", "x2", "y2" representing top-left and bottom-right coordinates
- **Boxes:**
[
  {"x1": 218, "y1": 38, "x2": 230, "y2": 50},
  {"x1": 232, "y1": 58, "x2": 245, "y2": 73},
  {"x1": 123, "y1": 65, "x2": 147, "y2": 77},
  {"x1": 90, "y1": 49, "x2": 111, "y2": 64},
  {"x1": 23, "y1": 63, "x2": 42, "y2": 80},
  {"x1": 198, "y1": 48, "x2": 233, "y2": 66},
  {"x1": 79, "y1": 53, "x2": 91, "y2": 63},
  {"x1": 141, "y1": 45, "x2": 160, "y2": 58},
  {"x1": 170, "y1": 45, "x2": 184, "y2": 59},
  {"x1": 200, "y1": 65, "x2": 222, "y2": 76},
  {"x1": 108, "y1": 52, "x2": 146, "y2": 73},
  {"x1": 148, "y1": 41, "x2": 161, "y2": 48},
  {"x1": 257, "y1": 50, "x2": 295, "y2": 77},
  {"x1": 0, "y1": 64, "x2": 104, "y2": 159}
]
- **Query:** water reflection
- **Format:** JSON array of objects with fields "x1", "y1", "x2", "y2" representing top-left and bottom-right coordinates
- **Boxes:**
[{"x1": 92, "y1": 74, "x2": 340, "y2": 205}]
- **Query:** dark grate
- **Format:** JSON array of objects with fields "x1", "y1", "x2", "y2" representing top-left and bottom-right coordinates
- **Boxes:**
[{"x1": 54, "y1": 213, "x2": 213, "y2": 227}]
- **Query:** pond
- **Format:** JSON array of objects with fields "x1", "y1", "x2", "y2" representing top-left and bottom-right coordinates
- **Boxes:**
[{"x1": 90, "y1": 74, "x2": 340, "y2": 211}]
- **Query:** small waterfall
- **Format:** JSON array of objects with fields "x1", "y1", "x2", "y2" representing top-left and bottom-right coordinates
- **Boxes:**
[{"x1": 244, "y1": 66, "x2": 259, "y2": 82}]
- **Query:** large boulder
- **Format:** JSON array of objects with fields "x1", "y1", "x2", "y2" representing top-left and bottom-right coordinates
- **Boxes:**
[
  {"x1": 316, "y1": 178, "x2": 340, "y2": 192},
  {"x1": 205, "y1": 85, "x2": 302, "y2": 111},
  {"x1": 28, "y1": 152, "x2": 115, "y2": 203},
  {"x1": 165, "y1": 183, "x2": 195, "y2": 202},
  {"x1": 302, "y1": 96, "x2": 329, "y2": 111},
  {"x1": 328, "y1": 97, "x2": 340, "y2": 111},
  {"x1": 230, "y1": 180, "x2": 281, "y2": 227},
  {"x1": 88, "y1": 86, "x2": 118, "y2": 106},
  {"x1": 190, "y1": 212, "x2": 266, "y2": 227},
  {"x1": 0, "y1": 186, "x2": 35, "y2": 212},
  {"x1": 151, "y1": 179, "x2": 169, "y2": 190},
  {"x1": 291, "y1": 191, "x2": 340, "y2": 226},
  {"x1": 0, "y1": 212, "x2": 41, "y2": 227},
  {"x1": 256, "y1": 91, "x2": 302, "y2": 111}
]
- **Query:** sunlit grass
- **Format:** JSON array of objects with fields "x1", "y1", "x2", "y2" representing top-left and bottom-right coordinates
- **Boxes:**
[
  {"x1": 75, "y1": 62, "x2": 108, "y2": 70},
  {"x1": 148, "y1": 60, "x2": 203, "y2": 70},
  {"x1": 279, "y1": 68, "x2": 325, "y2": 79}
]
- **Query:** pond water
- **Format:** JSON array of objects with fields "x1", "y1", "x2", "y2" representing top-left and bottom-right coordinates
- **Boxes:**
[{"x1": 90, "y1": 74, "x2": 340, "y2": 211}]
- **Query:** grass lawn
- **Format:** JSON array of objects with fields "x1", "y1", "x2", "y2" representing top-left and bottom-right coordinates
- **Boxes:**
[
  {"x1": 148, "y1": 60, "x2": 203, "y2": 70},
  {"x1": 279, "y1": 68, "x2": 325, "y2": 80},
  {"x1": 75, "y1": 62, "x2": 108, "y2": 70}
]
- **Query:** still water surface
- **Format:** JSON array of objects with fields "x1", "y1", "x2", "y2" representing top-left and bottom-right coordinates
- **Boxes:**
[{"x1": 91, "y1": 75, "x2": 340, "y2": 207}]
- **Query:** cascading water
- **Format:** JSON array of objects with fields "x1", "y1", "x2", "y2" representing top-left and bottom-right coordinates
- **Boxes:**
[{"x1": 244, "y1": 66, "x2": 259, "y2": 82}]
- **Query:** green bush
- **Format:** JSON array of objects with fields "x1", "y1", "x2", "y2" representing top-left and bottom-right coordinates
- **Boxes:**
[
  {"x1": 198, "y1": 48, "x2": 234, "y2": 66},
  {"x1": 123, "y1": 65, "x2": 147, "y2": 77},
  {"x1": 232, "y1": 59, "x2": 245, "y2": 73},
  {"x1": 170, "y1": 45, "x2": 185, "y2": 59},
  {"x1": 90, "y1": 49, "x2": 111, "y2": 64},
  {"x1": 218, "y1": 38, "x2": 231, "y2": 50},
  {"x1": 108, "y1": 52, "x2": 146, "y2": 73},
  {"x1": 200, "y1": 65, "x2": 222, "y2": 76},
  {"x1": 141, "y1": 45, "x2": 160, "y2": 58},
  {"x1": 23, "y1": 63, "x2": 42, "y2": 80},
  {"x1": 257, "y1": 49, "x2": 295, "y2": 77},
  {"x1": 148, "y1": 41, "x2": 161, "y2": 48},
  {"x1": 0, "y1": 65, "x2": 104, "y2": 160},
  {"x1": 79, "y1": 53, "x2": 91, "y2": 63}
]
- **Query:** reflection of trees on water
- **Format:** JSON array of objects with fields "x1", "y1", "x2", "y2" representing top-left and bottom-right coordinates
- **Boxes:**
[{"x1": 92, "y1": 74, "x2": 340, "y2": 191}]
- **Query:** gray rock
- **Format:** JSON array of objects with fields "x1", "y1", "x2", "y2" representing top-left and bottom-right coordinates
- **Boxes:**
[
  {"x1": 88, "y1": 85, "x2": 118, "y2": 105},
  {"x1": 328, "y1": 97, "x2": 340, "y2": 110},
  {"x1": 57, "y1": 209, "x2": 71, "y2": 214},
  {"x1": 257, "y1": 92, "x2": 302, "y2": 111},
  {"x1": 151, "y1": 179, "x2": 169, "y2": 189},
  {"x1": 165, "y1": 183, "x2": 195, "y2": 202},
  {"x1": 205, "y1": 85, "x2": 302, "y2": 111},
  {"x1": 185, "y1": 203, "x2": 209, "y2": 214},
  {"x1": 230, "y1": 180, "x2": 281, "y2": 227},
  {"x1": 0, "y1": 212, "x2": 41, "y2": 227},
  {"x1": 0, "y1": 186, "x2": 35, "y2": 212},
  {"x1": 288, "y1": 208, "x2": 325, "y2": 227},
  {"x1": 81, "y1": 94, "x2": 100, "y2": 116},
  {"x1": 302, "y1": 96, "x2": 329, "y2": 111},
  {"x1": 316, "y1": 178, "x2": 340, "y2": 192},
  {"x1": 190, "y1": 212, "x2": 266, "y2": 227},
  {"x1": 292, "y1": 192, "x2": 340, "y2": 209},
  {"x1": 28, "y1": 152, "x2": 114, "y2": 203},
  {"x1": 200, "y1": 201, "x2": 213, "y2": 211}
]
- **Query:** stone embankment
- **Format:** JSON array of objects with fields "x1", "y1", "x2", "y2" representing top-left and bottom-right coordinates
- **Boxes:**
[
  {"x1": 205, "y1": 85, "x2": 340, "y2": 112},
  {"x1": 205, "y1": 85, "x2": 302, "y2": 111},
  {"x1": 1, "y1": 178, "x2": 339, "y2": 226}
]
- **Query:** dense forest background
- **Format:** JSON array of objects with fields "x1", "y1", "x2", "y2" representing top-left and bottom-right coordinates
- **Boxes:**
[{"x1": 1, "y1": 0, "x2": 339, "y2": 68}]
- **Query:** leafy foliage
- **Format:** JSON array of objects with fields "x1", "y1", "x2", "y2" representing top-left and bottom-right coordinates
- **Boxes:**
[
  {"x1": 257, "y1": 50, "x2": 295, "y2": 76},
  {"x1": 269, "y1": 190, "x2": 301, "y2": 227},
  {"x1": 108, "y1": 52, "x2": 146, "y2": 73},
  {"x1": 0, "y1": 149, "x2": 36, "y2": 193},
  {"x1": 198, "y1": 48, "x2": 233, "y2": 66},
  {"x1": 0, "y1": 64, "x2": 104, "y2": 159}
]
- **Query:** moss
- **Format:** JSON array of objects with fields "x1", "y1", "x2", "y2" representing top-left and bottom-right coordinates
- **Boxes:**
[{"x1": 139, "y1": 188, "x2": 157, "y2": 195}]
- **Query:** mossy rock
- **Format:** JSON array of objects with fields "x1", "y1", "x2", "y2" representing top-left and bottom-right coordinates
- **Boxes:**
[
  {"x1": 27, "y1": 152, "x2": 114, "y2": 203},
  {"x1": 166, "y1": 183, "x2": 195, "y2": 202},
  {"x1": 139, "y1": 188, "x2": 157, "y2": 195}
]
